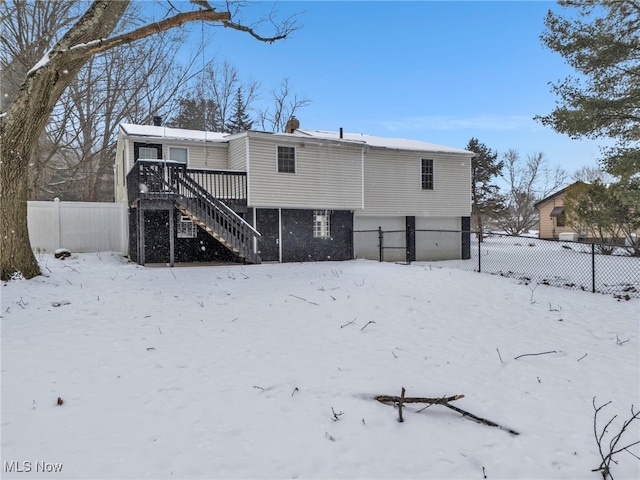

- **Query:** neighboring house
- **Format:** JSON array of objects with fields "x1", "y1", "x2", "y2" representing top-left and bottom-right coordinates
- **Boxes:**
[
  {"x1": 114, "y1": 118, "x2": 474, "y2": 265},
  {"x1": 534, "y1": 182, "x2": 586, "y2": 239}
]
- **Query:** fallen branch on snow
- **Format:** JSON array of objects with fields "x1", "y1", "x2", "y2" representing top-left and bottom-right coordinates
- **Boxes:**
[
  {"x1": 514, "y1": 350, "x2": 557, "y2": 360},
  {"x1": 376, "y1": 387, "x2": 519, "y2": 435}
]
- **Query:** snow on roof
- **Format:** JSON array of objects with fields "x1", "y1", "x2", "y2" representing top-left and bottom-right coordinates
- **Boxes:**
[
  {"x1": 119, "y1": 123, "x2": 472, "y2": 154},
  {"x1": 294, "y1": 129, "x2": 473, "y2": 155},
  {"x1": 120, "y1": 124, "x2": 229, "y2": 143}
]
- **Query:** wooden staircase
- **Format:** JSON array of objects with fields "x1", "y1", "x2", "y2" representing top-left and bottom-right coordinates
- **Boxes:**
[
  {"x1": 128, "y1": 161, "x2": 260, "y2": 264},
  {"x1": 173, "y1": 171, "x2": 260, "y2": 264}
]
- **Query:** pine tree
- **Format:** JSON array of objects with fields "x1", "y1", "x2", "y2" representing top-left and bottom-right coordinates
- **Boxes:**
[
  {"x1": 167, "y1": 95, "x2": 220, "y2": 131},
  {"x1": 228, "y1": 87, "x2": 253, "y2": 133},
  {"x1": 537, "y1": 0, "x2": 640, "y2": 179},
  {"x1": 466, "y1": 138, "x2": 505, "y2": 240}
]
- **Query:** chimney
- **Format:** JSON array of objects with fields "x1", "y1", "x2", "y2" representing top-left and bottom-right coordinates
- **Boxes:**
[
  {"x1": 285, "y1": 116, "x2": 300, "y2": 133},
  {"x1": 339, "y1": 127, "x2": 343, "y2": 139},
  {"x1": 153, "y1": 115, "x2": 162, "y2": 126}
]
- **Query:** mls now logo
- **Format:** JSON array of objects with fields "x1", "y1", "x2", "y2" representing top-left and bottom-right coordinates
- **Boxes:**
[{"x1": 4, "y1": 460, "x2": 63, "y2": 473}]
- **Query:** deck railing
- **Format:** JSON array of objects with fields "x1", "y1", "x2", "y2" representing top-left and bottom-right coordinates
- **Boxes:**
[
  {"x1": 126, "y1": 160, "x2": 259, "y2": 263},
  {"x1": 127, "y1": 160, "x2": 247, "y2": 206}
]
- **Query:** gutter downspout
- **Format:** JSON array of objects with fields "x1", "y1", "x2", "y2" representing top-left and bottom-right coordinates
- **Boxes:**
[
  {"x1": 245, "y1": 134, "x2": 251, "y2": 206},
  {"x1": 245, "y1": 134, "x2": 256, "y2": 254},
  {"x1": 278, "y1": 208, "x2": 283, "y2": 263},
  {"x1": 361, "y1": 147, "x2": 365, "y2": 210}
]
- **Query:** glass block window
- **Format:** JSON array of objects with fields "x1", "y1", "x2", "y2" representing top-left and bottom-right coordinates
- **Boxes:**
[
  {"x1": 277, "y1": 146, "x2": 296, "y2": 173},
  {"x1": 313, "y1": 210, "x2": 331, "y2": 238},
  {"x1": 421, "y1": 159, "x2": 434, "y2": 190},
  {"x1": 177, "y1": 215, "x2": 197, "y2": 238}
]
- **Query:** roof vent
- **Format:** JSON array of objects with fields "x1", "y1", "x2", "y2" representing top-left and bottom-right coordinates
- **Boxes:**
[{"x1": 153, "y1": 116, "x2": 162, "y2": 126}]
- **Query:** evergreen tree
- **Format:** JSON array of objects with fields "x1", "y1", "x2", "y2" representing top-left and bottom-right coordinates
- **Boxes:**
[
  {"x1": 228, "y1": 87, "x2": 253, "y2": 133},
  {"x1": 537, "y1": 0, "x2": 640, "y2": 179},
  {"x1": 466, "y1": 138, "x2": 505, "y2": 240},
  {"x1": 166, "y1": 95, "x2": 220, "y2": 131}
]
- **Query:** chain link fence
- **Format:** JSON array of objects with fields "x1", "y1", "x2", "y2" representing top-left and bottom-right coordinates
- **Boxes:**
[{"x1": 353, "y1": 228, "x2": 640, "y2": 298}]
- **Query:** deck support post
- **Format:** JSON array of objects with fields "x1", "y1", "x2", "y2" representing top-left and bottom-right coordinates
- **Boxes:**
[
  {"x1": 169, "y1": 209, "x2": 175, "y2": 267},
  {"x1": 138, "y1": 207, "x2": 145, "y2": 266}
]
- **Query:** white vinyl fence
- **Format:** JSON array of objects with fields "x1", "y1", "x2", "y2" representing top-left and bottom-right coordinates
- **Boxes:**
[{"x1": 28, "y1": 200, "x2": 128, "y2": 254}]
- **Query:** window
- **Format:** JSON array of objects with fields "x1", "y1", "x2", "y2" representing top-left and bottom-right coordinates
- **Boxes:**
[
  {"x1": 177, "y1": 215, "x2": 197, "y2": 238},
  {"x1": 169, "y1": 146, "x2": 187, "y2": 164},
  {"x1": 550, "y1": 206, "x2": 565, "y2": 227},
  {"x1": 139, "y1": 146, "x2": 159, "y2": 159},
  {"x1": 421, "y1": 159, "x2": 434, "y2": 190},
  {"x1": 313, "y1": 210, "x2": 331, "y2": 238},
  {"x1": 277, "y1": 146, "x2": 296, "y2": 173},
  {"x1": 134, "y1": 142, "x2": 162, "y2": 162}
]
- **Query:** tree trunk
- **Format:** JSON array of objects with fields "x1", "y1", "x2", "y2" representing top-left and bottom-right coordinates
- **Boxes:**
[
  {"x1": 0, "y1": 0, "x2": 288, "y2": 280},
  {"x1": 1, "y1": 1, "x2": 130, "y2": 280}
]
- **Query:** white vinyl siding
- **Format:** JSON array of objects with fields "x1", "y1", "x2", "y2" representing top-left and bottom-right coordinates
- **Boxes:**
[
  {"x1": 185, "y1": 143, "x2": 228, "y2": 170},
  {"x1": 228, "y1": 136, "x2": 247, "y2": 170},
  {"x1": 247, "y1": 136, "x2": 363, "y2": 209},
  {"x1": 362, "y1": 149, "x2": 472, "y2": 217},
  {"x1": 123, "y1": 138, "x2": 228, "y2": 172}
]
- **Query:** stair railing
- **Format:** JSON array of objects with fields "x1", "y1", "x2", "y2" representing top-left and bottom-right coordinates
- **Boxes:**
[{"x1": 171, "y1": 165, "x2": 260, "y2": 262}]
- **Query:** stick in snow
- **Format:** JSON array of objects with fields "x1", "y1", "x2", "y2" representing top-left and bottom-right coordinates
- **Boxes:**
[
  {"x1": 514, "y1": 350, "x2": 557, "y2": 360},
  {"x1": 375, "y1": 390, "x2": 519, "y2": 436}
]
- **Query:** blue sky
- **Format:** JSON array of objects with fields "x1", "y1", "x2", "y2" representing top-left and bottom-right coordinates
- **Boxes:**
[{"x1": 180, "y1": 1, "x2": 604, "y2": 176}]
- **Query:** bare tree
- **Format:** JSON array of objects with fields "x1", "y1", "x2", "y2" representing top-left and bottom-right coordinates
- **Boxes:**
[
  {"x1": 0, "y1": 0, "x2": 298, "y2": 280},
  {"x1": 497, "y1": 150, "x2": 567, "y2": 235},
  {"x1": 0, "y1": 1, "x2": 81, "y2": 112},
  {"x1": 3, "y1": 2, "x2": 205, "y2": 202},
  {"x1": 571, "y1": 165, "x2": 613, "y2": 184},
  {"x1": 167, "y1": 60, "x2": 259, "y2": 133},
  {"x1": 257, "y1": 78, "x2": 311, "y2": 132},
  {"x1": 43, "y1": 33, "x2": 199, "y2": 201}
]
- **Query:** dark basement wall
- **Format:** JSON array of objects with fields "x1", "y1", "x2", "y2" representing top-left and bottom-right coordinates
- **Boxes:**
[
  {"x1": 252, "y1": 208, "x2": 353, "y2": 263},
  {"x1": 129, "y1": 208, "x2": 241, "y2": 264}
]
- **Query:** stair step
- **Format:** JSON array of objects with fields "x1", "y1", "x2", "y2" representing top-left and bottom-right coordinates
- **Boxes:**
[{"x1": 175, "y1": 197, "x2": 258, "y2": 264}]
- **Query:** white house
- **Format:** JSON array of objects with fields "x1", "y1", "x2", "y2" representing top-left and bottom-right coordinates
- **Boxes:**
[{"x1": 114, "y1": 118, "x2": 473, "y2": 265}]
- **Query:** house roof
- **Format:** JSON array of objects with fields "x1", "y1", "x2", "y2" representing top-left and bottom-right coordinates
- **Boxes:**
[
  {"x1": 119, "y1": 123, "x2": 473, "y2": 155},
  {"x1": 293, "y1": 129, "x2": 473, "y2": 155},
  {"x1": 120, "y1": 124, "x2": 229, "y2": 143},
  {"x1": 534, "y1": 181, "x2": 586, "y2": 209}
]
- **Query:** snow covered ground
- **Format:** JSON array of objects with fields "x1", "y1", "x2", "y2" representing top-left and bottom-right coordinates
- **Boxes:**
[
  {"x1": 420, "y1": 234, "x2": 640, "y2": 298},
  {"x1": 1, "y1": 253, "x2": 639, "y2": 479}
]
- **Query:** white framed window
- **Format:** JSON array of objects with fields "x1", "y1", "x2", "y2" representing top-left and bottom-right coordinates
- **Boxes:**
[
  {"x1": 277, "y1": 146, "x2": 296, "y2": 173},
  {"x1": 139, "y1": 147, "x2": 159, "y2": 159},
  {"x1": 313, "y1": 210, "x2": 331, "y2": 238},
  {"x1": 169, "y1": 146, "x2": 188, "y2": 164},
  {"x1": 177, "y1": 215, "x2": 197, "y2": 238}
]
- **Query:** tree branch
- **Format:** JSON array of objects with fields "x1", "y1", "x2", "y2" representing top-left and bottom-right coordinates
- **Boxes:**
[
  {"x1": 68, "y1": 9, "x2": 232, "y2": 58},
  {"x1": 222, "y1": 18, "x2": 289, "y2": 43}
]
